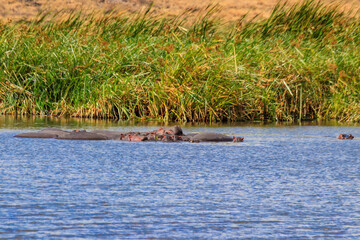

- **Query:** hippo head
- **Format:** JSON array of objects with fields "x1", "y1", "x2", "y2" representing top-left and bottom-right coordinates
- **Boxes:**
[
  {"x1": 165, "y1": 126, "x2": 183, "y2": 136},
  {"x1": 157, "y1": 127, "x2": 166, "y2": 135},
  {"x1": 338, "y1": 134, "x2": 355, "y2": 140},
  {"x1": 233, "y1": 136, "x2": 244, "y2": 142}
]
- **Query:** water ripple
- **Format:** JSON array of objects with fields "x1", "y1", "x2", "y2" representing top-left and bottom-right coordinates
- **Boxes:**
[{"x1": 0, "y1": 126, "x2": 359, "y2": 239}]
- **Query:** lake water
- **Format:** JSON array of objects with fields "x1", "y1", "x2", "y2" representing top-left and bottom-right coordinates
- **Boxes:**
[{"x1": 0, "y1": 116, "x2": 359, "y2": 239}]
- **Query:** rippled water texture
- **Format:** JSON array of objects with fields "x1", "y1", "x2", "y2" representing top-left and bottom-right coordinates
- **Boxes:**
[{"x1": 0, "y1": 117, "x2": 359, "y2": 239}]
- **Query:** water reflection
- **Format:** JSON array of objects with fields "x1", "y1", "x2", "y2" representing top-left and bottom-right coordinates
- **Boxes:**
[{"x1": 0, "y1": 115, "x2": 359, "y2": 130}]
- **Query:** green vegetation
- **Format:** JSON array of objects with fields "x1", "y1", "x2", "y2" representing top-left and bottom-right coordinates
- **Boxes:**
[{"x1": 0, "y1": 0, "x2": 359, "y2": 122}]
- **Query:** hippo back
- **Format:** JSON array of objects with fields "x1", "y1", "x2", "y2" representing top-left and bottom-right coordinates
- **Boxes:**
[
  {"x1": 56, "y1": 131, "x2": 108, "y2": 140},
  {"x1": 190, "y1": 132, "x2": 233, "y2": 142},
  {"x1": 14, "y1": 132, "x2": 60, "y2": 139},
  {"x1": 14, "y1": 128, "x2": 70, "y2": 139},
  {"x1": 90, "y1": 130, "x2": 124, "y2": 140}
]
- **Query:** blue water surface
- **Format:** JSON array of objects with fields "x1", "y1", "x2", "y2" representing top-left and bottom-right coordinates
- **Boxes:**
[{"x1": 0, "y1": 124, "x2": 359, "y2": 239}]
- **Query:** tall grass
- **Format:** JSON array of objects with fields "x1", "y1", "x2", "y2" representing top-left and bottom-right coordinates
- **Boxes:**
[{"x1": 0, "y1": 0, "x2": 359, "y2": 122}]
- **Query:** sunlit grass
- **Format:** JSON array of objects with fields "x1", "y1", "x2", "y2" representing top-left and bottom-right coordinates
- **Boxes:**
[{"x1": 0, "y1": 0, "x2": 359, "y2": 122}]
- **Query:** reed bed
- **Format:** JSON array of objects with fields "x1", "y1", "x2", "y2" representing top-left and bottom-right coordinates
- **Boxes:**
[{"x1": 0, "y1": 0, "x2": 359, "y2": 122}]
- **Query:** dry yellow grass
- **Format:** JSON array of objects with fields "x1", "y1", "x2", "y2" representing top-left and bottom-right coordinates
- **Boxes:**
[{"x1": 1, "y1": 0, "x2": 359, "y2": 22}]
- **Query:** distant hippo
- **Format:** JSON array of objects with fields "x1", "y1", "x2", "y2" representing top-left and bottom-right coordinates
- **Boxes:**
[
  {"x1": 156, "y1": 127, "x2": 166, "y2": 135},
  {"x1": 129, "y1": 134, "x2": 148, "y2": 142},
  {"x1": 338, "y1": 134, "x2": 354, "y2": 140},
  {"x1": 179, "y1": 135, "x2": 191, "y2": 141},
  {"x1": 146, "y1": 133, "x2": 160, "y2": 141},
  {"x1": 162, "y1": 135, "x2": 174, "y2": 142},
  {"x1": 155, "y1": 126, "x2": 183, "y2": 136},
  {"x1": 165, "y1": 126, "x2": 183, "y2": 135},
  {"x1": 14, "y1": 128, "x2": 70, "y2": 139},
  {"x1": 233, "y1": 136, "x2": 244, "y2": 142},
  {"x1": 90, "y1": 130, "x2": 125, "y2": 140},
  {"x1": 190, "y1": 133, "x2": 234, "y2": 142},
  {"x1": 56, "y1": 130, "x2": 108, "y2": 140}
]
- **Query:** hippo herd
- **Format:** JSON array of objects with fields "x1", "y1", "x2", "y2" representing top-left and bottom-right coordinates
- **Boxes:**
[
  {"x1": 14, "y1": 126, "x2": 355, "y2": 142},
  {"x1": 14, "y1": 126, "x2": 245, "y2": 143}
]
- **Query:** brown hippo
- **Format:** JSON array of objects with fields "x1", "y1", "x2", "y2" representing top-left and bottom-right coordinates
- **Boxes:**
[
  {"x1": 129, "y1": 134, "x2": 148, "y2": 142},
  {"x1": 338, "y1": 134, "x2": 354, "y2": 140},
  {"x1": 121, "y1": 134, "x2": 131, "y2": 141},
  {"x1": 156, "y1": 127, "x2": 166, "y2": 135},
  {"x1": 190, "y1": 132, "x2": 243, "y2": 142}
]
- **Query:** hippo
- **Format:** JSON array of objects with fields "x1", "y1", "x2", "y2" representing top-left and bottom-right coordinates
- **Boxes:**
[
  {"x1": 14, "y1": 132, "x2": 60, "y2": 139},
  {"x1": 162, "y1": 135, "x2": 174, "y2": 142},
  {"x1": 56, "y1": 130, "x2": 108, "y2": 140},
  {"x1": 156, "y1": 127, "x2": 166, "y2": 135},
  {"x1": 146, "y1": 133, "x2": 160, "y2": 141},
  {"x1": 172, "y1": 135, "x2": 181, "y2": 141},
  {"x1": 90, "y1": 130, "x2": 125, "y2": 140},
  {"x1": 121, "y1": 134, "x2": 131, "y2": 141},
  {"x1": 233, "y1": 136, "x2": 245, "y2": 142},
  {"x1": 154, "y1": 126, "x2": 183, "y2": 136},
  {"x1": 129, "y1": 134, "x2": 148, "y2": 142},
  {"x1": 338, "y1": 134, "x2": 354, "y2": 140},
  {"x1": 190, "y1": 133, "x2": 234, "y2": 142},
  {"x1": 14, "y1": 128, "x2": 70, "y2": 139},
  {"x1": 179, "y1": 135, "x2": 191, "y2": 141},
  {"x1": 164, "y1": 126, "x2": 183, "y2": 135}
]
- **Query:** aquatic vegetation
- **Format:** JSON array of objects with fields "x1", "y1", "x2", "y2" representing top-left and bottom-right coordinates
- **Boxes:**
[{"x1": 0, "y1": 0, "x2": 359, "y2": 122}]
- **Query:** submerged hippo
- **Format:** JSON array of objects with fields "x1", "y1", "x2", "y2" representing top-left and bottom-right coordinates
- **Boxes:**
[
  {"x1": 233, "y1": 136, "x2": 245, "y2": 142},
  {"x1": 90, "y1": 130, "x2": 124, "y2": 140},
  {"x1": 129, "y1": 134, "x2": 148, "y2": 142},
  {"x1": 338, "y1": 134, "x2": 354, "y2": 140},
  {"x1": 56, "y1": 130, "x2": 108, "y2": 140},
  {"x1": 162, "y1": 135, "x2": 173, "y2": 142},
  {"x1": 14, "y1": 128, "x2": 70, "y2": 139},
  {"x1": 190, "y1": 133, "x2": 242, "y2": 142}
]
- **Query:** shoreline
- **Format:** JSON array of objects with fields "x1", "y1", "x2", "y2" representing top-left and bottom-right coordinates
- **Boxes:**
[{"x1": 0, "y1": 0, "x2": 359, "y2": 122}]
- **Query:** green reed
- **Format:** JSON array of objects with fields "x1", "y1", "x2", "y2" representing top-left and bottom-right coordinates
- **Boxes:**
[{"x1": 0, "y1": 0, "x2": 359, "y2": 122}]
